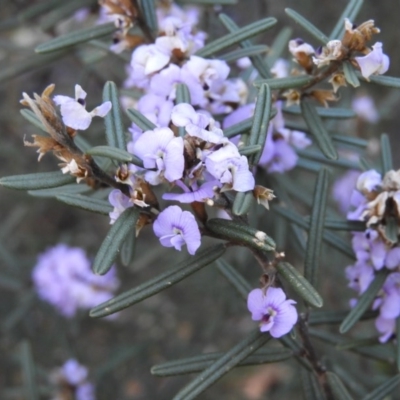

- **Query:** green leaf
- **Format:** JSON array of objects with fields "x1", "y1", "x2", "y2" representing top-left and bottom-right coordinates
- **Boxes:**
[
  {"x1": 126, "y1": 108, "x2": 157, "y2": 131},
  {"x1": 173, "y1": 330, "x2": 271, "y2": 400},
  {"x1": 265, "y1": 27, "x2": 293, "y2": 68},
  {"x1": 56, "y1": 194, "x2": 112, "y2": 215},
  {"x1": 35, "y1": 22, "x2": 116, "y2": 53},
  {"x1": 224, "y1": 117, "x2": 253, "y2": 138},
  {"x1": 297, "y1": 149, "x2": 360, "y2": 170},
  {"x1": 309, "y1": 310, "x2": 377, "y2": 325},
  {"x1": 3, "y1": 292, "x2": 36, "y2": 332},
  {"x1": 178, "y1": 0, "x2": 237, "y2": 3},
  {"x1": 17, "y1": 0, "x2": 63, "y2": 22},
  {"x1": 90, "y1": 244, "x2": 226, "y2": 317},
  {"x1": 276, "y1": 262, "x2": 323, "y2": 308},
  {"x1": 340, "y1": 270, "x2": 388, "y2": 333},
  {"x1": 20, "y1": 109, "x2": 46, "y2": 131},
  {"x1": 20, "y1": 341, "x2": 39, "y2": 400},
  {"x1": 120, "y1": 228, "x2": 136, "y2": 267},
  {"x1": 151, "y1": 347, "x2": 292, "y2": 376},
  {"x1": 216, "y1": 259, "x2": 252, "y2": 301},
  {"x1": 285, "y1": 8, "x2": 329, "y2": 44},
  {"x1": 196, "y1": 17, "x2": 277, "y2": 58},
  {"x1": 0, "y1": 171, "x2": 75, "y2": 190},
  {"x1": 284, "y1": 105, "x2": 356, "y2": 119},
  {"x1": 254, "y1": 75, "x2": 314, "y2": 89},
  {"x1": 304, "y1": 168, "x2": 329, "y2": 287},
  {"x1": 329, "y1": 0, "x2": 364, "y2": 40},
  {"x1": 206, "y1": 218, "x2": 275, "y2": 252},
  {"x1": 102, "y1": 81, "x2": 127, "y2": 150},
  {"x1": 92, "y1": 207, "x2": 140, "y2": 275},
  {"x1": 315, "y1": 218, "x2": 366, "y2": 231},
  {"x1": 86, "y1": 146, "x2": 143, "y2": 167},
  {"x1": 326, "y1": 372, "x2": 354, "y2": 400},
  {"x1": 28, "y1": 184, "x2": 90, "y2": 198},
  {"x1": 336, "y1": 337, "x2": 380, "y2": 350},
  {"x1": 220, "y1": 45, "x2": 269, "y2": 63},
  {"x1": 362, "y1": 375, "x2": 400, "y2": 400},
  {"x1": 232, "y1": 191, "x2": 254, "y2": 216},
  {"x1": 361, "y1": 74, "x2": 400, "y2": 88},
  {"x1": 343, "y1": 61, "x2": 360, "y2": 87},
  {"x1": 380, "y1": 133, "x2": 393, "y2": 174},
  {"x1": 176, "y1": 83, "x2": 191, "y2": 104},
  {"x1": 301, "y1": 369, "x2": 325, "y2": 400},
  {"x1": 301, "y1": 99, "x2": 338, "y2": 160},
  {"x1": 218, "y1": 14, "x2": 271, "y2": 79},
  {"x1": 238, "y1": 145, "x2": 262, "y2": 156},
  {"x1": 140, "y1": 0, "x2": 158, "y2": 33},
  {"x1": 330, "y1": 134, "x2": 368, "y2": 149}
]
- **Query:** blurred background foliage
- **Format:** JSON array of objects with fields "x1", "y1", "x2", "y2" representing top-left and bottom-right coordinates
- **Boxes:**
[{"x1": 0, "y1": 0, "x2": 400, "y2": 399}]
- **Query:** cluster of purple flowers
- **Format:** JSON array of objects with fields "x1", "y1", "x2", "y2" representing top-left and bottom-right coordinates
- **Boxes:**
[
  {"x1": 51, "y1": 359, "x2": 95, "y2": 400},
  {"x1": 346, "y1": 169, "x2": 400, "y2": 342},
  {"x1": 32, "y1": 244, "x2": 120, "y2": 317}
]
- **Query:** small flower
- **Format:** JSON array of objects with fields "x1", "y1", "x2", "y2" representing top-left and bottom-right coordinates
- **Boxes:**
[
  {"x1": 53, "y1": 85, "x2": 112, "y2": 130},
  {"x1": 153, "y1": 206, "x2": 201, "y2": 254},
  {"x1": 354, "y1": 42, "x2": 390, "y2": 80},
  {"x1": 247, "y1": 287, "x2": 298, "y2": 337},
  {"x1": 352, "y1": 95, "x2": 379, "y2": 123},
  {"x1": 313, "y1": 40, "x2": 344, "y2": 68}
]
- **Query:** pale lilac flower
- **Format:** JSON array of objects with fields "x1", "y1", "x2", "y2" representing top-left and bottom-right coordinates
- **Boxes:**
[
  {"x1": 32, "y1": 244, "x2": 119, "y2": 318},
  {"x1": 345, "y1": 262, "x2": 375, "y2": 295},
  {"x1": 153, "y1": 206, "x2": 201, "y2": 254},
  {"x1": 108, "y1": 189, "x2": 133, "y2": 224},
  {"x1": 332, "y1": 170, "x2": 361, "y2": 214},
  {"x1": 352, "y1": 95, "x2": 379, "y2": 123},
  {"x1": 61, "y1": 359, "x2": 88, "y2": 385},
  {"x1": 162, "y1": 180, "x2": 219, "y2": 203},
  {"x1": 355, "y1": 42, "x2": 390, "y2": 80},
  {"x1": 247, "y1": 287, "x2": 298, "y2": 337},
  {"x1": 53, "y1": 85, "x2": 111, "y2": 130},
  {"x1": 375, "y1": 316, "x2": 395, "y2": 343},
  {"x1": 379, "y1": 273, "x2": 400, "y2": 319},
  {"x1": 352, "y1": 230, "x2": 387, "y2": 270},
  {"x1": 289, "y1": 39, "x2": 314, "y2": 57}
]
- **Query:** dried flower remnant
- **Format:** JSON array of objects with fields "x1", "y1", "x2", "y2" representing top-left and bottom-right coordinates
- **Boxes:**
[
  {"x1": 313, "y1": 40, "x2": 344, "y2": 68},
  {"x1": 289, "y1": 38, "x2": 315, "y2": 73},
  {"x1": 247, "y1": 287, "x2": 298, "y2": 338}
]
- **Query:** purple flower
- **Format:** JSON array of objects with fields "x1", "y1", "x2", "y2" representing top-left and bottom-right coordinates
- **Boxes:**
[
  {"x1": 375, "y1": 316, "x2": 395, "y2": 343},
  {"x1": 247, "y1": 287, "x2": 298, "y2": 337},
  {"x1": 162, "y1": 179, "x2": 219, "y2": 203},
  {"x1": 108, "y1": 189, "x2": 133, "y2": 224},
  {"x1": 61, "y1": 359, "x2": 88, "y2": 385},
  {"x1": 53, "y1": 85, "x2": 111, "y2": 130},
  {"x1": 352, "y1": 230, "x2": 387, "y2": 270},
  {"x1": 352, "y1": 95, "x2": 379, "y2": 123},
  {"x1": 345, "y1": 262, "x2": 375, "y2": 295},
  {"x1": 153, "y1": 206, "x2": 201, "y2": 254},
  {"x1": 332, "y1": 170, "x2": 361, "y2": 214},
  {"x1": 355, "y1": 42, "x2": 390, "y2": 80}
]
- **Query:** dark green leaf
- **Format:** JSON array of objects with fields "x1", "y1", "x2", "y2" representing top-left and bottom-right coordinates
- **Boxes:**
[
  {"x1": 329, "y1": 0, "x2": 364, "y2": 40},
  {"x1": 284, "y1": 106, "x2": 356, "y2": 119},
  {"x1": 309, "y1": 310, "x2": 377, "y2": 325},
  {"x1": 276, "y1": 262, "x2": 323, "y2": 308},
  {"x1": 265, "y1": 27, "x2": 293, "y2": 68},
  {"x1": 343, "y1": 61, "x2": 360, "y2": 87},
  {"x1": 178, "y1": 0, "x2": 237, "y2": 3},
  {"x1": 285, "y1": 8, "x2": 329, "y2": 44},
  {"x1": 17, "y1": 0, "x2": 63, "y2": 21},
  {"x1": 20, "y1": 109, "x2": 46, "y2": 131},
  {"x1": 0, "y1": 171, "x2": 75, "y2": 190},
  {"x1": 126, "y1": 108, "x2": 157, "y2": 131},
  {"x1": 279, "y1": 335, "x2": 313, "y2": 371},
  {"x1": 384, "y1": 217, "x2": 398, "y2": 244},
  {"x1": 220, "y1": 45, "x2": 269, "y2": 63},
  {"x1": 297, "y1": 149, "x2": 360, "y2": 170},
  {"x1": 140, "y1": 0, "x2": 158, "y2": 33},
  {"x1": 20, "y1": 341, "x2": 39, "y2": 400},
  {"x1": 224, "y1": 117, "x2": 253, "y2": 138},
  {"x1": 86, "y1": 146, "x2": 144, "y2": 167},
  {"x1": 92, "y1": 207, "x2": 140, "y2": 275},
  {"x1": 380, "y1": 133, "x2": 393, "y2": 174},
  {"x1": 35, "y1": 22, "x2": 116, "y2": 53},
  {"x1": 238, "y1": 145, "x2": 262, "y2": 156},
  {"x1": 304, "y1": 168, "x2": 329, "y2": 287},
  {"x1": 340, "y1": 270, "x2": 388, "y2": 333},
  {"x1": 326, "y1": 372, "x2": 354, "y2": 400},
  {"x1": 103, "y1": 81, "x2": 126, "y2": 150},
  {"x1": 301, "y1": 369, "x2": 325, "y2": 400},
  {"x1": 301, "y1": 100, "x2": 338, "y2": 160},
  {"x1": 362, "y1": 375, "x2": 400, "y2": 400},
  {"x1": 232, "y1": 191, "x2": 254, "y2": 216},
  {"x1": 196, "y1": 17, "x2": 277, "y2": 58},
  {"x1": 254, "y1": 75, "x2": 314, "y2": 89},
  {"x1": 361, "y1": 74, "x2": 400, "y2": 88},
  {"x1": 56, "y1": 194, "x2": 113, "y2": 215},
  {"x1": 28, "y1": 184, "x2": 90, "y2": 198},
  {"x1": 336, "y1": 337, "x2": 380, "y2": 350},
  {"x1": 90, "y1": 244, "x2": 226, "y2": 317},
  {"x1": 315, "y1": 218, "x2": 365, "y2": 231},
  {"x1": 176, "y1": 83, "x2": 191, "y2": 104},
  {"x1": 120, "y1": 228, "x2": 136, "y2": 267},
  {"x1": 173, "y1": 330, "x2": 271, "y2": 400}
]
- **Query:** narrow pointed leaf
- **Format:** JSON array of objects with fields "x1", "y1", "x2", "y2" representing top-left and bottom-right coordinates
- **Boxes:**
[
  {"x1": 265, "y1": 27, "x2": 293, "y2": 67},
  {"x1": 362, "y1": 375, "x2": 400, "y2": 400},
  {"x1": 285, "y1": 8, "x2": 329, "y2": 44},
  {"x1": 35, "y1": 22, "x2": 116, "y2": 53},
  {"x1": 220, "y1": 45, "x2": 269, "y2": 63},
  {"x1": 380, "y1": 133, "x2": 393, "y2": 174},
  {"x1": 343, "y1": 61, "x2": 360, "y2": 87},
  {"x1": 173, "y1": 330, "x2": 271, "y2": 400},
  {"x1": 232, "y1": 191, "x2": 254, "y2": 215},
  {"x1": 218, "y1": 13, "x2": 271, "y2": 78},
  {"x1": 238, "y1": 144, "x2": 262, "y2": 156},
  {"x1": 326, "y1": 372, "x2": 354, "y2": 400},
  {"x1": 17, "y1": 0, "x2": 63, "y2": 21},
  {"x1": 384, "y1": 217, "x2": 398, "y2": 244},
  {"x1": 284, "y1": 105, "x2": 356, "y2": 119},
  {"x1": 276, "y1": 262, "x2": 323, "y2": 308},
  {"x1": 151, "y1": 348, "x2": 292, "y2": 376},
  {"x1": 279, "y1": 335, "x2": 313, "y2": 371},
  {"x1": 86, "y1": 145, "x2": 143, "y2": 167},
  {"x1": 92, "y1": 207, "x2": 140, "y2": 275},
  {"x1": 120, "y1": 228, "x2": 136, "y2": 267},
  {"x1": 56, "y1": 194, "x2": 112, "y2": 215},
  {"x1": 20, "y1": 109, "x2": 46, "y2": 131},
  {"x1": 254, "y1": 75, "x2": 314, "y2": 89},
  {"x1": 20, "y1": 341, "x2": 39, "y2": 400},
  {"x1": 0, "y1": 171, "x2": 75, "y2": 190},
  {"x1": 301, "y1": 99, "x2": 338, "y2": 160},
  {"x1": 176, "y1": 83, "x2": 191, "y2": 104},
  {"x1": 140, "y1": 0, "x2": 158, "y2": 33},
  {"x1": 103, "y1": 81, "x2": 126, "y2": 150},
  {"x1": 336, "y1": 337, "x2": 379, "y2": 350},
  {"x1": 178, "y1": 0, "x2": 237, "y2": 3},
  {"x1": 329, "y1": 0, "x2": 364, "y2": 40},
  {"x1": 90, "y1": 244, "x2": 226, "y2": 317},
  {"x1": 309, "y1": 310, "x2": 377, "y2": 325},
  {"x1": 301, "y1": 369, "x2": 325, "y2": 400},
  {"x1": 311, "y1": 218, "x2": 365, "y2": 231},
  {"x1": 361, "y1": 74, "x2": 400, "y2": 88},
  {"x1": 297, "y1": 149, "x2": 360, "y2": 169},
  {"x1": 216, "y1": 259, "x2": 251, "y2": 300},
  {"x1": 340, "y1": 270, "x2": 388, "y2": 333},
  {"x1": 28, "y1": 184, "x2": 90, "y2": 198},
  {"x1": 304, "y1": 168, "x2": 329, "y2": 286},
  {"x1": 196, "y1": 17, "x2": 277, "y2": 58},
  {"x1": 126, "y1": 108, "x2": 157, "y2": 131},
  {"x1": 224, "y1": 117, "x2": 253, "y2": 138}
]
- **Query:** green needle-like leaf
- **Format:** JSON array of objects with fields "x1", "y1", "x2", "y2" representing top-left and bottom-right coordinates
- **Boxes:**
[
  {"x1": 92, "y1": 207, "x2": 140, "y2": 275},
  {"x1": 173, "y1": 330, "x2": 271, "y2": 400},
  {"x1": 304, "y1": 168, "x2": 329, "y2": 287},
  {"x1": 28, "y1": 184, "x2": 91, "y2": 198},
  {"x1": 220, "y1": 45, "x2": 269, "y2": 63},
  {"x1": 196, "y1": 17, "x2": 277, "y2": 58},
  {"x1": 238, "y1": 145, "x2": 262, "y2": 156},
  {"x1": 20, "y1": 341, "x2": 39, "y2": 400},
  {"x1": 276, "y1": 262, "x2": 323, "y2": 308},
  {"x1": 361, "y1": 74, "x2": 400, "y2": 88},
  {"x1": 216, "y1": 259, "x2": 252, "y2": 301},
  {"x1": 306, "y1": 218, "x2": 366, "y2": 231},
  {"x1": 151, "y1": 347, "x2": 292, "y2": 376},
  {"x1": 35, "y1": 22, "x2": 116, "y2": 53},
  {"x1": 326, "y1": 371, "x2": 355, "y2": 400},
  {"x1": 309, "y1": 310, "x2": 377, "y2": 325},
  {"x1": 285, "y1": 8, "x2": 329, "y2": 44},
  {"x1": 254, "y1": 75, "x2": 314, "y2": 89},
  {"x1": 140, "y1": 0, "x2": 158, "y2": 33},
  {"x1": 103, "y1": 81, "x2": 126, "y2": 150},
  {"x1": 362, "y1": 375, "x2": 400, "y2": 400},
  {"x1": 178, "y1": 0, "x2": 237, "y2": 3},
  {"x1": 343, "y1": 61, "x2": 360, "y2": 87},
  {"x1": 175, "y1": 83, "x2": 191, "y2": 136},
  {"x1": 20, "y1": 109, "x2": 46, "y2": 131},
  {"x1": 265, "y1": 27, "x2": 293, "y2": 68},
  {"x1": 301, "y1": 99, "x2": 338, "y2": 160},
  {"x1": 56, "y1": 194, "x2": 112, "y2": 215},
  {"x1": 126, "y1": 108, "x2": 157, "y2": 131},
  {"x1": 224, "y1": 117, "x2": 253, "y2": 138},
  {"x1": 90, "y1": 244, "x2": 226, "y2": 317},
  {"x1": 232, "y1": 191, "x2": 254, "y2": 216},
  {"x1": 340, "y1": 270, "x2": 388, "y2": 333},
  {"x1": 0, "y1": 171, "x2": 75, "y2": 190},
  {"x1": 86, "y1": 146, "x2": 143, "y2": 167},
  {"x1": 284, "y1": 105, "x2": 356, "y2": 119},
  {"x1": 297, "y1": 148, "x2": 360, "y2": 170},
  {"x1": 120, "y1": 229, "x2": 136, "y2": 267},
  {"x1": 329, "y1": 0, "x2": 364, "y2": 40},
  {"x1": 380, "y1": 133, "x2": 393, "y2": 174},
  {"x1": 301, "y1": 369, "x2": 325, "y2": 400}
]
